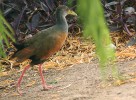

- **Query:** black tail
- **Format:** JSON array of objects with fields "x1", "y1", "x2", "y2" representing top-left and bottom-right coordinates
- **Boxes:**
[
  {"x1": 9, "y1": 43, "x2": 25, "y2": 60},
  {"x1": 13, "y1": 43, "x2": 25, "y2": 51}
]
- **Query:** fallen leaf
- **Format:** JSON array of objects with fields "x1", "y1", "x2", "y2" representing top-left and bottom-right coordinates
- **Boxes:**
[
  {"x1": 26, "y1": 80, "x2": 36, "y2": 87},
  {"x1": 113, "y1": 80, "x2": 126, "y2": 86},
  {"x1": 0, "y1": 80, "x2": 14, "y2": 89},
  {"x1": 0, "y1": 72, "x2": 8, "y2": 77}
]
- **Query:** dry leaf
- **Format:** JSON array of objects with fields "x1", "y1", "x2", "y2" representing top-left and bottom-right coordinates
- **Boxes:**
[
  {"x1": 26, "y1": 80, "x2": 36, "y2": 87},
  {"x1": 129, "y1": 78, "x2": 136, "y2": 82},
  {"x1": 113, "y1": 80, "x2": 126, "y2": 86},
  {"x1": 0, "y1": 80, "x2": 14, "y2": 89},
  {"x1": 0, "y1": 72, "x2": 8, "y2": 77}
]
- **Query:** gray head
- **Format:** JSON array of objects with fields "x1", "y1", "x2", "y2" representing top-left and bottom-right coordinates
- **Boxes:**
[{"x1": 56, "y1": 5, "x2": 77, "y2": 17}]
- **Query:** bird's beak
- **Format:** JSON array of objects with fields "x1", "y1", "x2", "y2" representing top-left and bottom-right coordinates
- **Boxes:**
[{"x1": 67, "y1": 10, "x2": 77, "y2": 16}]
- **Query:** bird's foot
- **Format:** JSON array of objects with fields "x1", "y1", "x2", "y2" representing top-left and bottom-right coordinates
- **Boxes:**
[
  {"x1": 43, "y1": 85, "x2": 53, "y2": 91},
  {"x1": 17, "y1": 87, "x2": 25, "y2": 96}
]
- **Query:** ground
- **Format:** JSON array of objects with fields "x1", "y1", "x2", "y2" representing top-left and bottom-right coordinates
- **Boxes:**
[{"x1": 1, "y1": 59, "x2": 136, "y2": 100}]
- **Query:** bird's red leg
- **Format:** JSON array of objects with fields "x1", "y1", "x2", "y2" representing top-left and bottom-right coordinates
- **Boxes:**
[
  {"x1": 38, "y1": 64, "x2": 53, "y2": 90},
  {"x1": 17, "y1": 65, "x2": 30, "y2": 95}
]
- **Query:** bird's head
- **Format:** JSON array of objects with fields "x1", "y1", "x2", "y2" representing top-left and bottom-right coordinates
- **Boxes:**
[{"x1": 56, "y1": 5, "x2": 77, "y2": 17}]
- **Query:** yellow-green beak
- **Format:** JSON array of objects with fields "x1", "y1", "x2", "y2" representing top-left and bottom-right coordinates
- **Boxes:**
[{"x1": 67, "y1": 10, "x2": 77, "y2": 16}]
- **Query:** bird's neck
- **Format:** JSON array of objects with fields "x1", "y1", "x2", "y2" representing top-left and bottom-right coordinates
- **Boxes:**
[{"x1": 56, "y1": 13, "x2": 68, "y2": 33}]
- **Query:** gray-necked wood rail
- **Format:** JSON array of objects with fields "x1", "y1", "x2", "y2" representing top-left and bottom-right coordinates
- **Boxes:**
[{"x1": 10, "y1": 5, "x2": 77, "y2": 95}]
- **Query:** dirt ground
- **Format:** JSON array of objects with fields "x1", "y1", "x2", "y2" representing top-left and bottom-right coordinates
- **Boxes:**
[{"x1": 1, "y1": 59, "x2": 136, "y2": 100}]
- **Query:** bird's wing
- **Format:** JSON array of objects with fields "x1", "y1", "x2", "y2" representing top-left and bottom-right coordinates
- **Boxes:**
[{"x1": 10, "y1": 46, "x2": 34, "y2": 62}]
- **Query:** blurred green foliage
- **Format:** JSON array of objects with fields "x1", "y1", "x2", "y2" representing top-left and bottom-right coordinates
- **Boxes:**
[
  {"x1": 0, "y1": 11, "x2": 15, "y2": 57},
  {"x1": 0, "y1": 1, "x2": 119, "y2": 78},
  {"x1": 78, "y1": 0, "x2": 118, "y2": 78}
]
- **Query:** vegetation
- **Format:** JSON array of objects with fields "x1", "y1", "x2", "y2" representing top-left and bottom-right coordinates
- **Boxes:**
[
  {"x1": 0, "y1": 0, "x2": 136, "y2": 98},
  {"x1": 78, "y1": 0, "x2": 117, "y2": 78},
  {"x1": 0, "y1": 11, "x2": 14, "y2": 57},
  {"x1": 0, "y1": 0, "x2": 135, "y2": 77}
]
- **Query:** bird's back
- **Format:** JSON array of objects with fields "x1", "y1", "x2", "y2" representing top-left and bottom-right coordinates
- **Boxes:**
[{"x1": 10, "y1": 25, "x2": 68, "y2": 65}]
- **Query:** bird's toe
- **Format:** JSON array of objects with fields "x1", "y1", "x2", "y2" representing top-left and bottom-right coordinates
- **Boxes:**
[
  {"x1": 17, "y1": 87, "x2": 26, "y2": 96},
  {"x1": 43, "y1": 85, "x2": 53, "y2": 91}
]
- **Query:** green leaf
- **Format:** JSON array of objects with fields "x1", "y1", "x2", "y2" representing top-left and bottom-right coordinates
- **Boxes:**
[
  {"x1": 0, "y1": 11, "x2": 15, "y2": 57},
  {"x1": 78, "y1": 0, "x2": 118, "y2": 79}
]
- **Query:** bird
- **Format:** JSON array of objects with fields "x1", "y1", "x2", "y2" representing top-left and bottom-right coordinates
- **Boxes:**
[{"x1": 10, "y1": 5, "x2": 77, "y2": 95}]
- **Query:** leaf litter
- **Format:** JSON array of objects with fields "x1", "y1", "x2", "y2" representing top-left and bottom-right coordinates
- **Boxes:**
[{"x1": 1, "y1": 31, "x2": 136, "y2": 90}]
